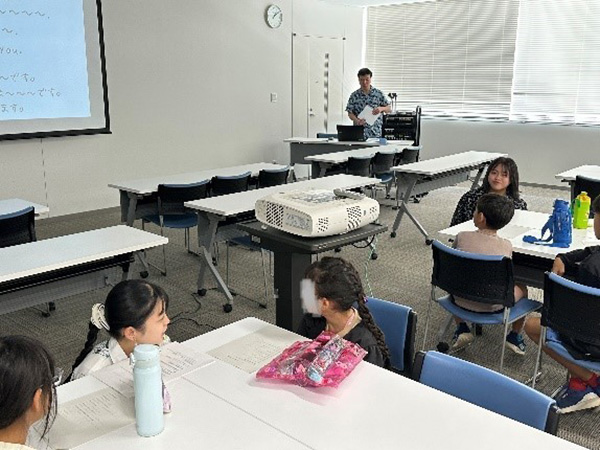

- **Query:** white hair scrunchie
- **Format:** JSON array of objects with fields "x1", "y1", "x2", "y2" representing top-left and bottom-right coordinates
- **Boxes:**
[{"x1": 90, "y1": 303, "x2": 110, "y2": 331}]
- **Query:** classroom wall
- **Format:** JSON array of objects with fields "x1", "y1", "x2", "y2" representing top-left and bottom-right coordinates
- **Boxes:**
[
  {"x1": 419, "y1": 120, "x2": 600, "y2": 186},
  {"x1": 3, "y1": 1, "x2": 595, "y2": 218},
  {"x1": 0, "y1": 0, "x2": 361, "y2": 217}
]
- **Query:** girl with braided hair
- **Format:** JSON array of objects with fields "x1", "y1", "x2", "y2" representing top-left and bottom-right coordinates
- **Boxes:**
[
  {"x1": 69, "y1": 279, "x2": 170, "y2": 381},
  {"x1": 297, "y1": 256, "x2": 390, "y2": 368}
]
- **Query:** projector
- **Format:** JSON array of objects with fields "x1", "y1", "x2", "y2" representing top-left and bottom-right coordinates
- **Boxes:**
[{"x1": 255, "y1": 189, "x2": 380, "y2": 238}]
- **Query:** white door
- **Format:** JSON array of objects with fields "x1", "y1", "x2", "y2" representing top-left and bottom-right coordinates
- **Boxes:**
[{"x1": 293, "y1": 34, "x2": 345, "y2": 137}]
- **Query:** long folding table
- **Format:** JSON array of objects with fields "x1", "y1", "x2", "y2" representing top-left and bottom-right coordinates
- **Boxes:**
[
  {"x1": 390, "y1": 151, "x2": 506, "y2": 242},
  {"x1": 47, "y1": 317, "x2": 587, "y2": 450},
  {"x1": 184, "y1": 174, "x2": 377, "y2": 312}
]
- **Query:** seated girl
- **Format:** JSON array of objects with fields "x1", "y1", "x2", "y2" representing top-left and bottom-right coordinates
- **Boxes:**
[
  {"x1": 0, "y1": 335, "x2": 58, "y2": 449},
  {"x1": 450, "y1": 156, "x2": 527, "y2": 226},
  {"x1": 297, "y1": 256, "x2": 390, "y2": 368},
  {"x1": 70, "y1": 279, "x2": 170, "y2": 381}
]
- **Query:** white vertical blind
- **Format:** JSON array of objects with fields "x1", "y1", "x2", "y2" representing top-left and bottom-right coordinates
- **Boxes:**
[
  {"x1": 365, "y1": 0, "x2": 519, "y2": 119},
  {"x1": 511, "y1": 0, "x2": 600, "y2": 125}
]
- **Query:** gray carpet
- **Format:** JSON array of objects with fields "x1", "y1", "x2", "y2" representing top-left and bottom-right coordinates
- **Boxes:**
[{"x1": 1, "y1": 183, "x2": 598, "y2": 449}]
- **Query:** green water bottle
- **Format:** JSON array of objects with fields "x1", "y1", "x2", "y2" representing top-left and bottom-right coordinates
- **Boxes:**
[{"x1": 572, "y1": 191, "x2": 591, "y2": 229}]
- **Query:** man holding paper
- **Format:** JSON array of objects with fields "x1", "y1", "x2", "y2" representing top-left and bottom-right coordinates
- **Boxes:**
[{"x1": 346, "y1": 68, "x2": 391, "y2": 139}]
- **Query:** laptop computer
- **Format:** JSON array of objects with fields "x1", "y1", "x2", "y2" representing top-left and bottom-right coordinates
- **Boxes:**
[{"x1": 337, "y1": 125, "x2": 365, "y2": 142}]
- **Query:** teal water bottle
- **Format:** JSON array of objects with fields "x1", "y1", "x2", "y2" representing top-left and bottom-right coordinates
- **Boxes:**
[{"x1": 132, "y1": 344, "x2": 164, "y2": 437}]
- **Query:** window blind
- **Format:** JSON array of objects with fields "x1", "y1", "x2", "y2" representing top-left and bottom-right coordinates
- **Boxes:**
[
  {"x1": 365, "y1": 0, "x2": 519, "y2": 120},
  {"x1": 511, "y1": 0, "x2": 600, "y2": 125}
]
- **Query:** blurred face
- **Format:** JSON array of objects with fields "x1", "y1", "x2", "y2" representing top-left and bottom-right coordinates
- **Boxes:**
[
  {"x1": 301, "y1": 279, "x2": 322, "y2": 316},
  {"x1": 594, "y1": 213, "x2": 600, "y2": 240},
  {"x1": 487, "y1": 164, "x2": 510, "y2": 195},
  {"x1": 358, "y1": 74, "x2": 372, "y2": 92},
  {"x1": 137, "y1": 300, "x2": 170, "y2": 345}
]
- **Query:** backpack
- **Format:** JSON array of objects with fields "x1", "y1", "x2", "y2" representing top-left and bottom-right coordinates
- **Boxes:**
[{"x1": 523, "y1": 199, "x2": 572, "y2": 248}]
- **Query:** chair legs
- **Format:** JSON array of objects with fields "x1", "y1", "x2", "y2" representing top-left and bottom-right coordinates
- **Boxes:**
[{"x1": 225, "y1": 240, "x2": 269, "y2": 308}]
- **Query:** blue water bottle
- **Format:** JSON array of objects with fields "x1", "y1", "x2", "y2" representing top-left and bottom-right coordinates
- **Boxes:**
[{"x1": 132, "y1": 344, "x2": 164, "y2": 437}]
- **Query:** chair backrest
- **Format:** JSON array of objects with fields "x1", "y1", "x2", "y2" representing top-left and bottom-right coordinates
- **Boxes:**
[
  {"x1": 0, "y1": 206, "x2": 36, "y2": 248},
  {"x1": 157, "y1": 180, "x2": 210, "y2": 215},
  {"x1": 542, "y1": 272, "x2": 600, "y2": 348},
  {"x1": 371, "y1": 152, "x2": 396, "y2": 175},
  {"x1": 367, "y1": 297, "x2": 416, "y2": 374},
  {"x1": 431, "y1": 240, "x2": 515, "y2": 308},
  {"x1": 574, "y1": 175, "x2": 600, "y2": 218},
  {"x1": 401, "y1": 146, "x2": 420, "y2": 164},
  {"x1": 316, "y1": 132, "x2": 338, "y2": 139},
  {"x1": 413, "y1": 351, "x2": 559, "y2": 434},
  {"x1": 211, "y1": 171, "x2": 252, "y2": 196},
  {"x1": 346, "y1": 156, "x2": 372, "y2": 177},
  {"x1": 258, "y1": 167, "x2": 290, "y2": 188}
]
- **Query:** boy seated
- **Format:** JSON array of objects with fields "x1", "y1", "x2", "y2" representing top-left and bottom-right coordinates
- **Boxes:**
[
  {"x1": 451, "y1": 193, "x2": 528, "y2": 354},
  {"x1": 524, "y1": 194, "x2": 600, "y2": 413}
]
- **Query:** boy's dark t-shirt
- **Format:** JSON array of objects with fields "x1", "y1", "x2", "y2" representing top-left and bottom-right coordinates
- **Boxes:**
[{"x1": 556, "y1": 245, "x2": 600, "y2": 360}]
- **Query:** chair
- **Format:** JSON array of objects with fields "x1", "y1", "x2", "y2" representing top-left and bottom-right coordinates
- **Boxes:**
[
  {"x1": 257, "y1": 166, "x2": 290, "y2": 188},
  {"x1": 573, "y1": 175, "x2": 600, "y2": 217},
  {"x1": 210, "y1": 171, "x2": 269, "y2": 307},
  {"x1": 346, "y1": 155, "x2": 372, "y2": 177},
  {"x1": 532, "y1": 272, "x2": 600, "y2": 389},
  {"x1": 142, "y1": 180, "x2": 209, "y2": 275},
  {"x1": 371, "y1": 151, "x2": 396, "y2": 199},
  {"x1": 367, "y1": 297, "x2": 417, "y2": 375},
  {"x1": 413, "y1": 351, "x2": 559, "y2": 434},
  {"x1": 211, "y1": 171, "x2": 252, "y2": 196},
  {"x1": 0, "y1": 206, "x2": 55, "y2": 316},
  {"x1": 393, "y1": 145, "x2": 420, "y2": 167},
  {"x1": 0, "y1": 206, "x2": 36, "y2": 248},
  {"x1": 423, "y1": 240, "x2": 542, "y2": 370}
]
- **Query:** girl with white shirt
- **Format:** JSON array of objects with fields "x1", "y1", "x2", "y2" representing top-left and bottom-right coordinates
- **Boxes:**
[
  {"x1": 70, "y1": 279, "x2": 170, "y2": 381},
  {"x1": 0, "y1": 336, "x2": 58, "y2": 450}
]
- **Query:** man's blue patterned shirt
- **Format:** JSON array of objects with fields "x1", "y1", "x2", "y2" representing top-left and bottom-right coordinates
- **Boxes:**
[{"x1": 345, "y1": 87, "x2": 389, "y2": 138}]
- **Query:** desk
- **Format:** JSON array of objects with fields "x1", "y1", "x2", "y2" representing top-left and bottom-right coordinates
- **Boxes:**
[
  {"x1": 0, "y1": 226, "x2": 167, "y2": 316},
  {"x1": 555, "y1": 165, "x2": 600, "y2": 199},
  {"x1": 0, "y1": 198, "x2": 49, "y2": 218},
  {"x1": 109, "y1": 163, "x2": 287, "y2": 227},
  {"x1": 50, "y1": 318, "x2": 584, "y2": 450},
  {"x1": 305, "y1": 142, "x2": 413, "y2": 178},
  {"x1": 437, "y1": 210, "x2": 600, "y2": 288},
  {"x1": 390, "y1": 151, "x2": 506, "y2": 241},
  {"x1": 284, "y1": 137, "x2": 381, "y2": 165},
  {"x1": 238, "y1": 221, "x2": 387, "y2": 331},
  {"x1": 184, "y1": 174, "x2": 377, "y2": 311}
]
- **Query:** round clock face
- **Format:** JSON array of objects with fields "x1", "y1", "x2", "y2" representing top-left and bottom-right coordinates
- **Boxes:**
[{"x1": 266, "y1": 4, "x2": 283, "y2": 28}]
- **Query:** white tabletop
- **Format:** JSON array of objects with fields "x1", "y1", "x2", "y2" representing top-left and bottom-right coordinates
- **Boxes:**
[
  {"x1": 305, "y1": 143, "x2": 411, "y2": 164},
  {"x1": 184, "y1": 174, "x2": 377, "y2": 217},
  {"x1": 108, "y1": 163, "x2": 287, "y2": 195},
  {"x1": 555, "y1": 165, "x2": 600, "y2": 182},
  {"x1": 284, "y1": 137, "x2": 380, "y2": 146},
  {"x1": 437, "y1": 209, "x2": 600, "y2": 260},
  {"x1": 0, "y1": 198, "x2": 49, "y2": 217},
  {"x1": 391, "y1": 151, "x2": 506, "y2": 176},
  {"x1": 0, "y1": 225, "x2": 168, "y2": 283},
  {"x1": 181, "y1": 318, "x2": 583, "y2": 450},
  {"x1": 49, "y1": 318, "x2": 584, "y2": 450}
]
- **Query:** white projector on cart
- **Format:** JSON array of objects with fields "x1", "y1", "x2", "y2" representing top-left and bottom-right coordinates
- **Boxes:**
[{"x1": 255, "y1": 189, "x2": 380, "y2": 238}]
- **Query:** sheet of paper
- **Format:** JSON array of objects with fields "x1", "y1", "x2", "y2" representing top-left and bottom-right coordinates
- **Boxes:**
[
  {"x1": 45, "y1": 387, "x2": 135, "y2": 449},
  {"x1": 208, "y1": 325, "x2": 300, "y2": 373},
  {"x1": 358, "y1": 105, "x2": 380, "y2": 126},
  {"x1": 92, "y1": 342, "x2": 214, "y2": 398}
]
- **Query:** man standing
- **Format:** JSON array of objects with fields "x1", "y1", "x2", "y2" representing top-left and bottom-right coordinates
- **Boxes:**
[{"x1": 346, "y1": 68, "x2": 391, "y2": 139}]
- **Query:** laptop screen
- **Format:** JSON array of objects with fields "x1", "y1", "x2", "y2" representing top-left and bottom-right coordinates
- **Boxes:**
[{"x1": 336, "y1": 125, "x2": 365, "y2": 142}]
